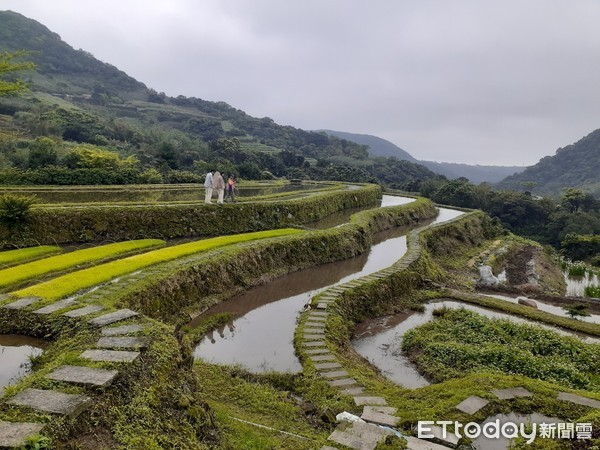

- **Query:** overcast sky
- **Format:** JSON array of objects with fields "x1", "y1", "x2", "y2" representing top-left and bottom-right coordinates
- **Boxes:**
[{"x1": 3, "y1": 1, "x2": 600, "y2": 165}]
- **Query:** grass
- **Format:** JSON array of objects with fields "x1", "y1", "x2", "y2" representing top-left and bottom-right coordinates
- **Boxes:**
[
  {"x1": 0, "y1": 245, "x2": 61, "y2": 267},
  {"x1": 194, "y1": 363, "x2": 333, "y2": 449},
  {"x1": 14, "y1": 229, "x2": 304, "y2": 301},
  {"x1": 0, "y1": 239, "x2": 165, "y2": 290}
]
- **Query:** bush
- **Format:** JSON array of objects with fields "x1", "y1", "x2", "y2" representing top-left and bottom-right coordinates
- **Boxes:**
[{"x1": 0, "y1": 193, "x2": 37, "y2": 229}]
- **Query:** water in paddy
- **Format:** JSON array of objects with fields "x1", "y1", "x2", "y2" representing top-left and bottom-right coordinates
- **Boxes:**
[
  {"x1": 564, "y1": 270, "x2": 599, "y2": 297},
  {"x1": 7, "y1": 184, "x2": 320, "y2": 204},
  {"x1": 0, "y1": 335, "x2": 45, "y2": 394},
  {"x1": 192, "y1": 198, "x2": 463, "y2": 372},
  {"x1": 482, "y1": 292, "x2": 600, "y2": 324},
  {"x1": 352, "y1": 299, "x2": 599, "y2": 389}
]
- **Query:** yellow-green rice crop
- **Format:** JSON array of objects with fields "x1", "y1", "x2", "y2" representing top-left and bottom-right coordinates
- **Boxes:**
[
  {"x1": 0, "y1": 239, "x2": 165, "y2": 289},
  {"x1": 0, "y1": 245, "x2": 61, "y2": 266},
  {"x1": 15, "y1": 229, "x2": 304, "y2": 301}
]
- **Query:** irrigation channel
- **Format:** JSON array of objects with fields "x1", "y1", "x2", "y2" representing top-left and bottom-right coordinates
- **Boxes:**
[
  {"x1": 191, "y1": 195, "x2": 463, "y2": 372},
  {"x1": 0, "y1": 335, "x2": 45, "y2": 394}
]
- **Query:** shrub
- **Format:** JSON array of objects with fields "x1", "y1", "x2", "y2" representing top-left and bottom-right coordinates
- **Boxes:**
[
  {"x1": 585, "y1": 286, "x2": 600, "y2": 298},
  {"x1": 0, "y1": 193, "x2": 37, "y2": 230}
]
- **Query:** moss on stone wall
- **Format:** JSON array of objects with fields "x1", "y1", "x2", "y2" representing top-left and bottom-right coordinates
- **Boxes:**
[{"x1": 1, "y1": 183, "x2": 382, "y2": 246}]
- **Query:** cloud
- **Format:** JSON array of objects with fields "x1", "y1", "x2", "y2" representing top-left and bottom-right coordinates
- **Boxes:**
[{"x1": 3, "y1": 0, "x2": 600, "y2": 165}]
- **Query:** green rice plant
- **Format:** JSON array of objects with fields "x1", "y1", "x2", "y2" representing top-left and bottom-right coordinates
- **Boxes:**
[
  {"x1": 585, "y1": 285, "x2": 600, "y2": 298},
  {"x1": 0, "y1": 245, "x2": 61, "y2": 266},
  {"x1": 0, "y1": 239, "x2": 165, "y2": 289},
  {"x1": 15, "y1": 229, "x2": 304, "y2": 301}
]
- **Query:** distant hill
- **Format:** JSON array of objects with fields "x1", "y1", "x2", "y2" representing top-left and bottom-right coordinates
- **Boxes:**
[
  {"x1": 319, "y1": 130, "x2": 418, "y2": 162},
  {"x1": 0, "y1": 10, "x2": 147, "y2": 99},
  {"x1": 497, "y1": 129, "x2": 600, "y2": 197},
  {"x1": 0, "y1": 10, "x2": 441, "y2": 189},
  {"x1": 323, "y1": 130, "x2": 524, "y2": 184}
]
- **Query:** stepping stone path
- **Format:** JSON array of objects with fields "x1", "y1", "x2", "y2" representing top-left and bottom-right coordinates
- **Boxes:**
[{"x1": 1, "y1": 287, "x2": 153, "y2": 447}]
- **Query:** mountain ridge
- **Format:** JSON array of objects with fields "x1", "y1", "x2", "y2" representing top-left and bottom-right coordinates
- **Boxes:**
[{"x1": 322, "y1": 129, "x2": 525, "y2": 184}]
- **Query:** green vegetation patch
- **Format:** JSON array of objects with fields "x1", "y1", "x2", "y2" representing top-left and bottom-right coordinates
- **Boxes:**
[
  {"x1": 0, "y1": 245, "x2": 60, "y2": 267},
  {"x1": 15, "y1": 229, "x2": 303, "y2": 301},
  {"x1": 0, "y1": 239, "x2": 165, "y2": 290},
  {"x1": 402, "y1": 308, "x2": 600, "y2": 391}
]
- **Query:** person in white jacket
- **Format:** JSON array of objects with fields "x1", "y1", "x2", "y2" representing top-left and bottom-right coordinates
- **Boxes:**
[{"x1": 204, "y1": 170, "x2": 214, "y2": 203}]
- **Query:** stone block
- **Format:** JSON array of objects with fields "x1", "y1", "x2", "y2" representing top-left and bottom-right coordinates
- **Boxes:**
[
  {"x1": 89, "y1": 309, "x2": 138, "y2": 327},
  {"x1": 7, "y1": 388, "x2": 90, "y2": 417},
  {"x1": 328, "y1": 378, "x2": 357, "y2": 387},
  {"x1": 0, "y1": 421, "x2": 44, "y2": 448},
  {"x1": 303, "y1": 340, "x2": 327, "y2": 347},
  {"x1": 320, "y1": 370, "x2": 349, "y2": 379},
  {"x1": 46, "y1": 365, "x2": 118, "y2": 388},
  {"x1": 310, "y1": 354, "x2": 336, "y2": 362},
  {"x1": 455, "y1": 395, "x2": 489, "y2": 415},
  {"x1": 304, "y1": 347, "x2": 330, "y2": 355},
  {"x1": 314, "y1": 362, "x2": 342, "y2": 370},
  {"x1": 558, "y1": 392, "x2": 600, "y2": 409},
  {"x1": 2, "y1": 296, "x2": 41, "y2": 310},
  {"x1": 328, "y1": 421, "x2": 394, "y2": 450},
  {"x1": 62, "y1": 304, "x2": 104, "y2": 318},
  {"x1": 404, "y1": 436, "x2": 451, "y2": 450},
  {"x1": 33, "y1": 299, "x2": 77, "y2": 315},
  {"x1": 491, "y1": 387, "x2": 533, "y2": 400},
  {"x1": 96, "y1": 336, "x2": 148, "y2": 349},
  {"x1": 101, "y1": 324, "x2": 145, "y2": 336},
  {"x1": 353, "y1": 397, "x2": 387, "y2": 406},
  {"x1": 80, "y1": 349, "x2": 140, "y2": 363}
]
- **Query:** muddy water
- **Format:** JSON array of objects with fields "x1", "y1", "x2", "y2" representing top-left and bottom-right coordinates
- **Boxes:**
[
  {"x1": 0, "y1": 335, "x2": 45, "y2": 394},
  {"x1": 193, "y1": 198, "x2": 463, "y2": 373},
  {"x1": 482, "y1": 293, "x2": 600, "y2": 324},
  {"x1": 352, "y1": 299, "x2": 599, "y2": 389}
]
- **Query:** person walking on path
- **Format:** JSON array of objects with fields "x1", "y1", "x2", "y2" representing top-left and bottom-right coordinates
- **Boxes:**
[
  {"x1": 204, "y1": 170, "x2": 214, "y2": 203},
  {"x1": 212, "y1": 170, "x2": 225, "y2": 204},
  {"x1": 225, "y1": 175, "x2": 236, "y2": 202}
]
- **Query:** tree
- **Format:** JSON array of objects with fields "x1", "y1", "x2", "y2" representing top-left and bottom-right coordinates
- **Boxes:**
[
  {"x1": 0, "y1": 51, "x2": 35, "y2": 96},
  {"x1": 561, "y1": 188, "x2": 587, "y2": 213}
]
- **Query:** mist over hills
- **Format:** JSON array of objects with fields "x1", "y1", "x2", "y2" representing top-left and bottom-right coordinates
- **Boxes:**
[{"x1": 322, "y1": 130, "x2": 525, "y2": 184}]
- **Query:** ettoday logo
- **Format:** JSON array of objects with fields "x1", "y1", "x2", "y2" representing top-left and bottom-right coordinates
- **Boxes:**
[{"x1": 418, "y1": 420, "x2": 593, "y2": 444}]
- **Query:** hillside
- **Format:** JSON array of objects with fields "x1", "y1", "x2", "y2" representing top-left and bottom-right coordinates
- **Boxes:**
[
  {"x1": 0, "y1": 10, "x2": 441, "y2": 188},
  {"x1": 497, "y1": 128, "x2": 600, "y2": 197},
  {"x1": 322, "y1": 129, "x2": 524, "y2": 183}
]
